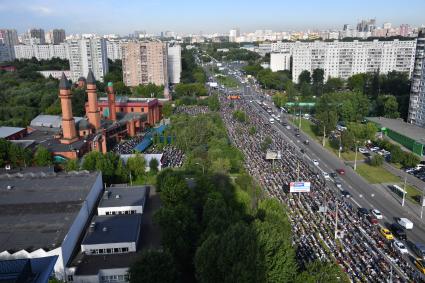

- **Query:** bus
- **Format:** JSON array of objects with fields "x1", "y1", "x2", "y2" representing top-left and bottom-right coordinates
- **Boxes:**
[{"x1": 389, "y1": 184, "x2": 406, "y2": 198}]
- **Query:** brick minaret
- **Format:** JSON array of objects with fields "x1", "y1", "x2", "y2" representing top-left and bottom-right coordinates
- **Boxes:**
[
  {"x1": 107, "y1": 82, "x2": 117, "y2": 121},
  {"x1": 59, "y1": 73, "x2": 78, "y2": 144},
  {"x1": 86, "y1": 70, "x2": 101, "y2": 131}
]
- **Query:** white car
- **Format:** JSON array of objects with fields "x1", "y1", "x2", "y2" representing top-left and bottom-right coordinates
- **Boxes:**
[
  {"x1": 392, "y1": 240, "x2": 408, "y2": 254},
  {"x1": 358, "y1": 147, "x2": 368, "y2": 154},
  {"x1": 371, "y1": 209, "x2": 383, "y2": 220},
  {"x1": 323, "y1": 172, "x2": 330, "y2": 180},
  {"x1": 312, "y1": 160, "x2": 319, "y2": 166},
  {"x1": 370, "y1": 147, "x2": 380, "y2": 152}
]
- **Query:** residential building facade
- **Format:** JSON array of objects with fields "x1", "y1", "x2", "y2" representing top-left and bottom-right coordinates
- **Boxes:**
[
  {"x1": 270, "y1": 52, "x2": 291, "y2": 72},
  {"x1": 106, "y1": 40, "x2": 123, "y2": 60},
  {"x1": 167, "y1": 44, "x2": 181, "y2": 84},
  {"x1": 408, "y1": 29, "x2": 425, "y2": 127},
  {"x1": 14, "y1": 43, "x2": 69, "y2": 60},
  {"x1": 0, "y1": 29, "x2": 18, "y2": 60},
  {"x1": 68, "y1": 38, "x2": 109, "y2": 82},
  {"x1": 122, "y1": 41, "x2": 168, "y2": 87}
]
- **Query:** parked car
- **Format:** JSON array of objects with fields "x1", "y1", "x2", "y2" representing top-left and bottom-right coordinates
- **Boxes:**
[
  {"x1": 371, "y1": 209, "x2": 383, "y2": 220},
  {"x1": 304, "y1": 140, "x2": 309, "y2": 145},
  {"x1": 341, "y1": 190, "x2": 351, "y2": 198},
  {"x1": 415, "y1": 259, "x2": 425, "y2": 274},
  {"x1": 312, "y1": 160, "x2": 319, "y2": 166},
  {"x1": 323, "y1": 172, "x2": 330, "y2": 180},
  {"x1": 357, "y1": 207, "x2": 369, "y2": 217},
  {"x1": 380, "y1": 228, "x2": 394, "y2": 240},
  {"x1": 370, "y1": 146, "x2": 381, "y2": 152},
  {"x1": 358, "y1": 147, "x2": 369, "y2": 154},
  {"x1": 412, "y1": 243, "x2": 425, "y2": 260},
  {"x1": 333, "y1": 177, "x2": 342, "y2": 188},
  {"x1": 389, "y1": 223, "x2": 407, "y2": 240},
  {"x1": 396, "y1": 217, "x2": 413, "y2": 230},
  {"x1": 392, "y1": 240, "x2": 408, "y2": 254},
  {"x1": 336, "y1": 168, "x2": 345, "y2": 175},
  {"x1": 367, "y1": 214, "x2": 378, "y2": 225},
  {"x1": 330, "y1": 172, "x2": 338, "y2": 179}
]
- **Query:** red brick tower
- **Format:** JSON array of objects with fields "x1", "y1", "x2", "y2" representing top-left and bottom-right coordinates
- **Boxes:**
[
  {"x1": 107, "y1": 82, "x2": 117, "y2": 121},
  {"x1": 59, "y1": 73, "x2": 79, "y2": 144},
  {"x1": 86, "y1": 70, "x2": 101, "y2": 131}
]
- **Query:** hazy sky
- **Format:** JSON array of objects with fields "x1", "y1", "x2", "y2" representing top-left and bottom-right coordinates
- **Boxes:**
[{"x1": 0, "y1": 0, "x2": 424, "y2": 35}]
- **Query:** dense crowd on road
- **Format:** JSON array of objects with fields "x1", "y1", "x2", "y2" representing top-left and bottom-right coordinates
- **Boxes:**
[
  {"x1": 111, "y1": 134, "x2": 145, "y2": 154},
  {"x1": 174, "y1": 105, "x2": 210, "y2": 115},
  {"x1": 218, "y1": 94, "x2": 424, "y2": 282},
  {"x1": 145, "y1": 145, "x2": 185, "y2": 168}
]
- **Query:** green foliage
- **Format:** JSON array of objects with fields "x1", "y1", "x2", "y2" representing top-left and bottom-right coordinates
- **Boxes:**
[
  {"x1": 81, "y1": 151, "x2": 133, "y2": 183},
  {"x1": 375, "y1": 139, "x2": 421, "y2": 168},
  {"x1": 127, "y1": 153, "x2": 146, "y2": 178},
  {"x1": 174, "y1": 83, "x2": 207, "y2": 98},
  {"x1": 149, "y1": 158, "x2": 159, "y2": 173},
  {"x1": 324, "y1": 77, "x2": 344, "y2": 93},
  {"x1": 103, "y1": 59, "x2": 130, "y2": 94},
  {"x1": 132, "y1": 83, "x2": 164, "y2": 98},
  {"x1": 375, "y1": 95, "x2": 399, "y2": 118},
  {"x1": 312, "y1": 68, "x2": 324, "y2": 97},
  {"x1": 65, "y1": 159, "x2": 79, "y2": 171},
  {"x1": 296, "y1": 260, "x2": 349, "y2": 283},
  {"x1": 272, "y1": 92, "x2": 287, "y2": 108},
  {"x1": 298, "y1": 70, "x2": 311, "y2": 85},
  {"x1": 261, "y1": 136, "x2": 272, "y2": 152},
  {"x1": 129, "y1": 250, "x2": 177, "y2": 283},
  {"x1": 181, "y1": 48, "x2": 207, "y2": 84},
  {"x1": 370, "y1": 154, "x2": 384, "y2": 166},
  {"x1": 34, "y1": 145, "x2": 52, "y2": 166},
  {"x1": 257, "y1": 69, "x2": 291, "y2": 90},
  {"x1": 232, "y1": 110, "x2": 247, "y2": 122},
  {"x1": 161, "y1": 102, "x2": 173, "y2": 118},
  {"x1": 403, "y1": 152, "x2": 421, "y2": 168},
  {"x1": 0, "y1": 138, "x2": 33, "y2": 167},
  {"x1": 249, "y1": 126, "x2": 257, "y2": 135},
  {"x1": 207, "y1": 93, "x2": 220, "y2": 111},
  {"x1": 243, "y1": 64, "x2": 263, "y2": 76}
]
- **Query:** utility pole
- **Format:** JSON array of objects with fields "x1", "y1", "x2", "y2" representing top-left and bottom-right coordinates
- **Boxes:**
[
  {"x1": 322, "y1": 124, "x2": 326, "y2": 147},
  {"x1": 354, "y1": 141, "x2": 358, "y2": 171},
  {"x1": 421, "y1": 188, "x2": 425, "y2": 219},
  {"x1": 334, "y1": 201, "x2": 339, "y2": 240},
  {"x1": 299, "y1": 107, "x2": 302, "y2": 129},
  {"x1": 402, "y1": 174, "x2": 407, "y2": 207},
  {"x1": 338, "y1": 135, "x2": 342, "y2": 158}
]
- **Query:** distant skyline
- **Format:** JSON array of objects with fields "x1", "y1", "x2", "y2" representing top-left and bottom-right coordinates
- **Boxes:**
[{"x1": 0, "y1": 0, "x2": 424, "y2": 35}]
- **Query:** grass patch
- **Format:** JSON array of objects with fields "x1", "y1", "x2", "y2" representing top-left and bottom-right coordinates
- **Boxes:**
[
  {"x1": 404, "y1": 184, "x2": 422, "y2": 204},
  {"x1": 216, "y1": 75, "x2": 238, "y2": 88},
  {"x1": 356, "y1": 163, "x2": 400, "y2": 184}
]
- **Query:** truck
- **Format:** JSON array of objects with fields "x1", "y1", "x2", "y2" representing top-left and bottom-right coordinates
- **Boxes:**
[{"x1": 397, "y1": 217, "x2": 413, "y2": 230}]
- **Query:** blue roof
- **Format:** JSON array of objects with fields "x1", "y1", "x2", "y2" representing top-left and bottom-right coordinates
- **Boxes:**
[{"x1": 134, "y1": 125, "x2": 168, "y2": 152}]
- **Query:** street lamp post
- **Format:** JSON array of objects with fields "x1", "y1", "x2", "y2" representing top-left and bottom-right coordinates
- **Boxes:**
[
  {"x1": 402, "y1": 174, "x2": 407, "y2": 207},
  {"x1": 354, "y1": 141, "x2": 359, "y2": 171},
  {"x1": 421, "y1": 188, "x2": 425, "y2": 219},
  {"x1": 322, "y1": 124, "x2": 326, "y2": 147},
  {"x1": 338, "y1": 135, "x2": 342, "y2": 159}
]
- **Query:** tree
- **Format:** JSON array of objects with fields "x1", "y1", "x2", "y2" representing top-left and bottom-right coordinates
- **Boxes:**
[
  {"x1": 272, "y1": 92, "x2": 287, "y2": 108},
  {"x1": 316, "y1": 110, "x2": 338, "y2": 135},
  {"x1": 161, "y1": 102, "x2": 173, "y2": 118},
  {"x1": 298, "y1": 70, "x2": 311, "y2": 85},
  {"x1": 149, "y1": 158, "x2": 159, "y2": 173},
  {"x1": 127, "y1": 153, "x2": 146, "y2": 178},
  {"x1": 347, "y1": 73, "x2": 366, "y2": 93},
  {"x1": 370, "y1": 154, "x2": 384, "y2": 166},
  {"x1": 82, "y1": 151, "x2": 102, "y2": 171},
  {"x1": 129, "y1": 250, "x2": 177, "y2": 283},
  {"x1": 208, "y1": 94, "x2": 220, "y2": 111},
  {"x1": 34, "y1": 145, "x2": 52, "y2": 166},
  {"x1": 296, "y1": 260, "x2": 349, "y2": 283},
  {"x1": 65, "y1": 159, "x2": 79, "y2": 171},
  {"x1": 312, "y1": 68, "x2": 324, "y2": 97},
  {"x1": 383, "y1": 95, "x2": 399, "y2": 118},
  {"x1": 402, "y1": 152, "x2": 420, "y2": 168},
  {"x1": 324, "y1": 77, "x2": 344, "y2": 93},
  {"x1": 340, "y1": 130, "x2": 355, "y2": 152}
]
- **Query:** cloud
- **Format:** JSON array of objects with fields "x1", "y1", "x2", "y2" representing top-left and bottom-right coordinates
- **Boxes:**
[{"x1": 28, "y1": 5, "x2": 53, "y2": 15}]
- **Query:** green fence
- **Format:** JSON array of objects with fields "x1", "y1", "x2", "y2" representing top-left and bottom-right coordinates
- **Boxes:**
[{"x1": 382, "y1": 128, "x2": 424, "y2": 156}]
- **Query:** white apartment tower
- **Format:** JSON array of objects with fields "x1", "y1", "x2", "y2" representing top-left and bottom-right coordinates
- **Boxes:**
[
  {"x1": 122, "y1": 41, "x2": 168, "y2": 87},
  {"x1": 68, "y1": 38, "x2": 109, "y2": 82},
  {"x1": 106, "y1": 40, "x2": 123, "y2": 60},
  {"x1": 0, "y1": 29, "x2": 18, "y2": 61},
  {"x1": 14, "y1": 44, "x2": 69, "y2": 60},
  {"x1": 289, "y1": 39, "x2": 416, "y2": 82},
  {"x1": 167, "y1": 44, "x2": 181, "y2": 84},
  {"x1": 408, "y1": 29, "x2": 425, "y2": 127},
  {"x1": 270, "y1": 52, "x2": 291, "y2": 72},
  {"x1": 229, "y1": 28, "x2": 240, "y2": 43}
]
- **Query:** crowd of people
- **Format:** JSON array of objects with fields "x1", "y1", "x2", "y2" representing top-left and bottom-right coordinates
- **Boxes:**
[
  {"x1": 218, "y1": 94, "x2": 423, "y2": 282},
  {"x1": 174, "y1": 105, "x2": 210, "y2": 115},
  {"x1": 145, "y1": 145, "x2": 185, "y2": 168},
  {"x1": 111, "y1": 134, "x2": 145, "y2": 154}
]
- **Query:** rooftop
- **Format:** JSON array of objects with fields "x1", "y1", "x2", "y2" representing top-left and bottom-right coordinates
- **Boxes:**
[
  {"x1": 99, "y1": 186, "x2": 148, "y2": 208},
  {"x1": 366, "y1": 117, "x2": 425, "y2": 144},
  {"x1": 0, "y1": 127, "x2": 25, "y2": 138},
  {"x1": 0, "y1": 171, "x2": 100, "y2": 253},
  {"x1": 30, "y1": 115, "x2": 84, "y2": 129},
  {"x1": 81, "y1": 214, "x2": 142, "y2": 246}
]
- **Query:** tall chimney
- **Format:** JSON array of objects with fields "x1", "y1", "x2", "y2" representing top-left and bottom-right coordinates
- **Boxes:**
[
  {"x1": 107, "y1": 82, "x2": 117, "y2": 121},
  {"x1": 59, "y1": 73, "x2": 78, "y2": 144},
  {"x1": 86, "y1": 69, "x2": 101, "y2": 130}
]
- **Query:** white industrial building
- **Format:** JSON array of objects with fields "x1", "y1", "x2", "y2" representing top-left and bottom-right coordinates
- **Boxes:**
[
  {"x1": 39, "y1": 70, "x2": 71, "y2": 80},
  {"x1": 0, "y1": 171, "x2": 103, "y2": 281},
  {"x1": 272, "y1": 39, "x2": 416, "y2": 82},
  {"x1": 270, "y1": 52, "x2": 291, "y2": 72},
  {"x1": 14, "y1": 43, "x2": 69, "y2": 60},
  {"x1": 408, "y1": 28, "x2": 425, "y2": 127},
  {"x1": 97, "y1": 186, "x2": 148, "y2": 216},
  {"x1": 68, "y1": 38, "x2": 109, "y2": 82},
  {"x1": 167, "y1": 44, "x2": 182, "y2": 84}
]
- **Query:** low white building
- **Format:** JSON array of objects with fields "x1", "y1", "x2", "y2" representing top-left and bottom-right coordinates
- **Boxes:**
[
  {"x1": 14, "y1": 43, "x2": 69, "y2": 60},
  {"x1": 270, "y1": 52, "x2": 291, "y2": 72},
  {"x1": 97, "y1": 186, "x2": 148, "y2": 216}
]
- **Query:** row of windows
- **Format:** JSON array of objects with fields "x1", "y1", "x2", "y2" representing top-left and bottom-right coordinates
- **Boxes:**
[
  {"x1": 88, "y1": 247, "x2": 129, "y2": 255},
  {"x1": 99, "y1": 107, "x2": 146, "y2": 113},
  {"x1": 101, "y1": 274, "x2": 129, "y2": 283},
  {"x1": 105, "y1": 210, "x2": 137, "y2": 215}
]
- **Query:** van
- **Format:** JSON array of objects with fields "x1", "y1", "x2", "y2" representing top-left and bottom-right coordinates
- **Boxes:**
[{"x1": 397, "y1": 217, "x2": 413, "y2": 230}]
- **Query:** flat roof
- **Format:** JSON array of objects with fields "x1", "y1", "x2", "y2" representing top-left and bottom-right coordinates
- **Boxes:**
[
  {"x1": 99, "y1": 186, "x2": 147, "y2": 208},
  {"x1": 82, "y1": 214, "x2": 142, "y2": 246},
  {"x1": 366, "y1": 117, "x2": 425, "y2": 144},
  {"x1": 0, "y1": 171, "x2": 100, "y2": 253},
  {"x1": 0, "y1": 127, "x2": 25, "y2": 138}
]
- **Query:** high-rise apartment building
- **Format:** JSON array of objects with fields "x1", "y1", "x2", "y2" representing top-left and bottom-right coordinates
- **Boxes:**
[
  {"x1": 229, "y1": 28, "x2": 240, "y2": 43},
  {"x1": 288, "y1": 39, "x2": 416, "y2": 83},
  {"x1": 68, "y1": 38, "x2": 109, "y2": 82},
  {"x1": 0, "y1": 29, "x2": 18, "y2": 61},
  {"x1": 51, "y1": 29, "x2": 66, "y2": 44},
  {"x1": 122, "y1": 41, "x2": 168, "y2": 87},
  {"x1": 408, "y1": 29, "x2": 425, "y2": 126},
  {"x1": 167, "y1": 44, "x2": 181, "y2": 84},
  {"x1": 106, "y1": 40, "x2": 123, "y2": 60},
  {"x1": 28, "y1": 28, "x2": 45, "y2": 44},
  {"x1": 270, "y1": 52, "x2": 291, "y2": 72}
]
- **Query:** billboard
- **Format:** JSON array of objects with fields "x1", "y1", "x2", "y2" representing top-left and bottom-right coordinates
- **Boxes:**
[{"x1": 289, "y1": 182, "x2": 311, "y2": 193}]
